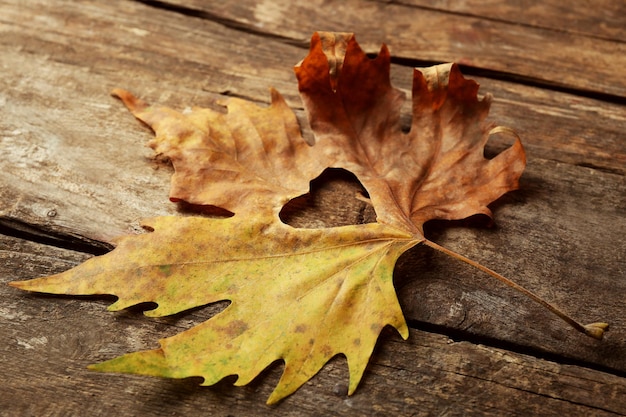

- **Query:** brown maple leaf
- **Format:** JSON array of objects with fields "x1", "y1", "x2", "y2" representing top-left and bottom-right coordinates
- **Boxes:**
[{"x1": 10, "y1": 32, "x2": 607, "y2": 405}]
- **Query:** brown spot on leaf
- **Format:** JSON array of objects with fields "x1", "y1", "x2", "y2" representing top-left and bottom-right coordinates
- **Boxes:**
[
  {"x1": 321, "y1": 344, "x2": 333, "y2": 357},
  {"x1": 223, "y1": 320, "x2": 248, "y2": 337}
]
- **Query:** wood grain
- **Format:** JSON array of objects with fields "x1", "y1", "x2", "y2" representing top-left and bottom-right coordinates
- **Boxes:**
[
  {"x1": 396, "y1": 0, "x2": 626, "y2": 40},
  {"x1": 1, "y1": 0, "x2": 625, "y2": 415},
  {"x1": 163, "y1": 0, "x2": 626, "y2": 97}
]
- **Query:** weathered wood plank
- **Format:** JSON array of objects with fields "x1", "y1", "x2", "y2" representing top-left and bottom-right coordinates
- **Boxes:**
[
  {"x1": 2, "y1": 235, "x2": 625, "y2": 416},
  {"x1": 393, "y1": 0, "x2": 626, "y2": 40},
  {"x1": 163, "y1": 0, "x2": 626, "y2": 97}
]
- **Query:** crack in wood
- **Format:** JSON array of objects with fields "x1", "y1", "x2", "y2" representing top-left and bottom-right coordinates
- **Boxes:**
[
  {"x1": 407, "y1": 319, "x2": 626, "y2": 381},
  {"x1": 0, "y1": 218, "x2": 112, "y2": 255},
  {"x1": 133, "y1": 0, "x2": 308, "y2": 47},
  {"x1": 390, "y1": 56, "x2": 626, "y2": 106}
]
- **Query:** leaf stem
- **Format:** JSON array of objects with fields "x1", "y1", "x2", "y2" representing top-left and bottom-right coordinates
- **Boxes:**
[{"x1": 423, "y1": 239, "x2": 608, "y2": 340}]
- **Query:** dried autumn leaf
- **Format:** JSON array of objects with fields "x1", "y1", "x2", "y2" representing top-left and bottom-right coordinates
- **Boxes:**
[{"x1": 14, "y1": 32, "x2": 603, "y2": 405}]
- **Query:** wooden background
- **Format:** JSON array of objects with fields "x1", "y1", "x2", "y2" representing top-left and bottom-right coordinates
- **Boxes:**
[{"x1": 1, "y1": 0, "x2": 625, "y2": 415}]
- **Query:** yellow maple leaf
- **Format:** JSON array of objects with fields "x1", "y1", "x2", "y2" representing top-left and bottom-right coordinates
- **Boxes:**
[{"x1": 16, "y1": 215, "x2": 418, "y2": 403}]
